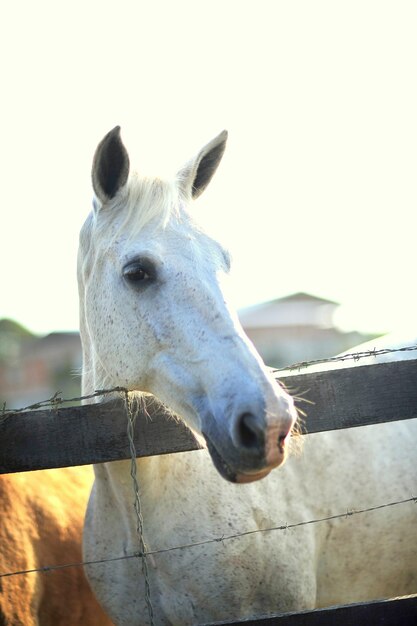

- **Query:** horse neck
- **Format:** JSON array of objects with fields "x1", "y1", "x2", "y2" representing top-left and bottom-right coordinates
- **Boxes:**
[{"x1": 80, "y1": 333, "x2": 201, "y2": 508}]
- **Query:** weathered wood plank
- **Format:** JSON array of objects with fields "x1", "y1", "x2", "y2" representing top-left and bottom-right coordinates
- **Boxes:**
[
  {"x1": 204, "y1": 594, "x2": 417, "y2": 625},
  {"x1": 0, "y1": 359, "x2": 416, "y2": 474},
  {"x1": 285, "y1": 358, "x2": 417, "y2": 433},
  {"x1": 0, "y1": 398, "x2": 203, "y2": 474}
]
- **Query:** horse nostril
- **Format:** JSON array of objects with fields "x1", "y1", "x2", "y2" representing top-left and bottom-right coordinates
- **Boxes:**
[
  {"x1": 278, "y1": 432, "x2": 288, "y2": 453},
  {"x1": 236, "y1": 413, "x2": 265, "y2": 451}
]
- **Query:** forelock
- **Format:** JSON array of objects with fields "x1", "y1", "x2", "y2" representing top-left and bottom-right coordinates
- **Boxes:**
[{"x1": 94, "y1": 172, "x2": 183, "y2": 245}]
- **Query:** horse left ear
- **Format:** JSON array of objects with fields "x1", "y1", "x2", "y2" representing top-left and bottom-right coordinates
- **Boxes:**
[
  {"x1": 179, "y1": 130, "x2": 228, "y2": 200},
  {"x1": 92, "y1": 126, "x2": 130, "y2": 205}
]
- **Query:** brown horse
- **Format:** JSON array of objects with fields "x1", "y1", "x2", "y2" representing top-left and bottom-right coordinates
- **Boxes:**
[{"x1": 0, "y1": 466, "x2": 112, "y2": 625}]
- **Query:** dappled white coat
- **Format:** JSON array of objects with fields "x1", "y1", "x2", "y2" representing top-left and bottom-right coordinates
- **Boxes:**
[{"x1": 79, "y1": 128, "x2": 417, "y2": 625}]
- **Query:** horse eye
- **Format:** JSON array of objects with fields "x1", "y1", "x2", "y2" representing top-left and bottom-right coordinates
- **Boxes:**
[{"x1": 123, "y1": 264, "x2": 151, "y2": 283}]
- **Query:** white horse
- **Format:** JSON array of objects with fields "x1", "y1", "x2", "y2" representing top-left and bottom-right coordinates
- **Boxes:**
[{"x1": 79, "y1": 127, "x2": 416, "y2": 625}]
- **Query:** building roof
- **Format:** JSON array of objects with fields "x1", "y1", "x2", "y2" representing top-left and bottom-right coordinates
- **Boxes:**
[{"x1": 238, "y1": 292, "x2": 340, "y2": 329}]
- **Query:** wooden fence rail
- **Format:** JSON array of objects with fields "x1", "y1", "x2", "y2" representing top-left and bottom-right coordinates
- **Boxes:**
[
  {"x1": 1, "y1": 359, "x2": 416, "y2": 474},
  {"x1": 204, "y1": 595, "x2": 417, "y2": 626}
]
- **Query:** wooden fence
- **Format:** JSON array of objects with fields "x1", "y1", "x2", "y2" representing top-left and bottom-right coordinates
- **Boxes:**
[{"x1": 1, "y1": 358, "x2": 417, "y2": 624}]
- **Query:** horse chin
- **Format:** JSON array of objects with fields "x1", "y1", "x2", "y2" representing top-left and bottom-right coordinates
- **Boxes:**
[
  {"x1": 204, "y1": 437, "x2": 238, "y2": 482},
  {"x1": 204, "y1": 435, "x2": 273, "y2": 484},
  {"x1": 235, "y1": 468, "x2": 272, "y2": 483}
]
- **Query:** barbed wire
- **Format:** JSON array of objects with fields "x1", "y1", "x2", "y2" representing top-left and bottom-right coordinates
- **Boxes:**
[
  {"x1": 1, "y1": 386, "x2": 129, "y2": 415},
  {"x1": 0, "y1": 495, "x2": 415, "y2": 580},
  {"x1": 2, "y1": 345, "x2": 417, "y2": 415},
  {"x1": 124, "y1": 391, "x2": 155, "y2": 626},
  {"x1": 274, "y1": 345, "x2": 417, "y2": 372}
]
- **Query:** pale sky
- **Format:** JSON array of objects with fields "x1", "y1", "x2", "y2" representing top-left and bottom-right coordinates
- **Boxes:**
[{"x1": 1, "y1": 1, "x2": 416, "y2": 336}]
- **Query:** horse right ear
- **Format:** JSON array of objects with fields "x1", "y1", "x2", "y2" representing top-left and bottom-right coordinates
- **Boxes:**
[
  {"x1": 92, "y1": 126, "x2": 130, "y2": 205},
  {"x1": 178, "y1": 130, "x2": 228, "y2": 200}
]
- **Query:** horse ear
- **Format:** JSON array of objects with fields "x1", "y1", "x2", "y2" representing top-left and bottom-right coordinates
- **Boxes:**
[
  {"x1": 179, "y1": 130, "x2": 228, "y2": 200},
  {"x1": 92, "y1": 126, "x2": 130, "y2": 204}
]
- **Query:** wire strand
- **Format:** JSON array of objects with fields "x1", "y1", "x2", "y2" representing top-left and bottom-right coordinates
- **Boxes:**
[
  {"x1": 1, "y1": 496, "x2": 415, "y2": 580},
  {"x1": 125, "y1": 391, "x2": 155, "y2": 626},
  {"x1": 274, "y1": 345, "x2": 417, "y2": 372}
]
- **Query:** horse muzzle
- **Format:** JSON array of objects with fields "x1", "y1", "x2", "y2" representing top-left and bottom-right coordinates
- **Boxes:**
[{"x1": 202, "y1": 402, "x2": 295, "y2": 483}]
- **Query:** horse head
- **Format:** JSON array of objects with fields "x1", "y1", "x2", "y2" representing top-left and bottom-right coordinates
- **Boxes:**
[{"x1": 78, "y1": 126, "x2": 297, "y2": 483}]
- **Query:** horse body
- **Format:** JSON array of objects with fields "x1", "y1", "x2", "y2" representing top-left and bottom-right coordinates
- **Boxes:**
[
  {"x1": 83, "y1": 452, "x2": 316, "y2": 624},
  {"x1": 0, "y1": 467, "x2": 113, "y2": 626},
  {"x1": 80, "y1": 127, "x2": 416, "y2": 625}
]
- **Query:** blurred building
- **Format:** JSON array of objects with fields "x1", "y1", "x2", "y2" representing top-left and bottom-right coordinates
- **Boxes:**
[
  {"x1": 238, "y1": 292, "x2": 375, "y2": 368},
  {"x1": 0, "y1": 320, "x2": 81, "y2": 409}
]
